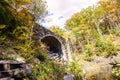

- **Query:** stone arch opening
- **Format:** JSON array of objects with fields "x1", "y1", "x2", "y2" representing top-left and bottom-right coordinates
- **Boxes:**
[{"x1": 41, "y1": 36, "x2": 63, "y2": 57}]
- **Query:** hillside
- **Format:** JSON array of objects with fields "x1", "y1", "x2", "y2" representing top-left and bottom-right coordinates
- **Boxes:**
[{"x1": 0, "y1": 0, "x2": 120, "y2": 80}]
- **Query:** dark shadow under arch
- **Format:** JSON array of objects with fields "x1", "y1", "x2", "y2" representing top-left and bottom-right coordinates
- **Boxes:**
[{"x1": 41, "y1": 36, "x2": 63, "y2": 56}]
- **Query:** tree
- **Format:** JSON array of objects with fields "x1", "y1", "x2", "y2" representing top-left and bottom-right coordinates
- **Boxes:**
[
  {"x1": 29, "y1": 0, "x2": 47, "y2": 22},
  {"x1": 65, "y1": 1, "x2": 120, "y2": 56},
  {"x1": 65, "y1": 7, "x2": 96, "y2": 52},
  {"x1": 98, "y1": 0, "x2": 120, "y2": 29},
  {"x1": 5, "y1": 0, "x2": 47, "y2": 22},
  {"x1": 49, "y1": 26, "x2": 67, "y2": 38},
  {"x1": 0, "y1": 0, "x2": 47, "y2": 40}
]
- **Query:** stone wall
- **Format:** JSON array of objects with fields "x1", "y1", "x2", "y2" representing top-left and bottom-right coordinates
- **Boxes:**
[
  {"x1": 0, "y1": 60, "x2": 33, "y2": 80},
  {"x1": 32, "y1": 24, "x2": 71, "y2": 62}
]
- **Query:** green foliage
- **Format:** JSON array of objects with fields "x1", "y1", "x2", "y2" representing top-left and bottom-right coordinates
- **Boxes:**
[
  {"x1": 0, "y1": 1, "x2": 18, "y2": 35},
  {"x1": 32, "y1": 61, "x2": 83, "y2": 80},
  {"x1": 12, "y1": 42, "x2": 34, "y2": 62},
  {"x1": 69, "y1": 62, "x2": 83, "y2": 80},
  {"x1": 0, "y1": 0, "x2": 46, "y2": 38},
  {"x1": 95, "y1": 39, "x2": 117, "y2": 57},
  {"x1": 3, "y1": 54, "x2": 15, "y2": 60},
  {"x1": 65, "y1": 0, "x2": 120, "y2": 60},
  {"x1": 84, "y1": 44, "x2": 94, "y2": 61},
  {"x1": 0, "y1": 0, "x2": 47, "y2": 61},
  {"x1": 0, "y1": 25, "x2": 6, "y2": 29},
  {"x1": 34, "y1": 50, "x2": 47, "y2": 61},
  {"x1": 112, "y1": 64, "x2": 120, "y2": 80},
  {"x1": 33, "y1": 42, "x2": 48, "y2": 61},
  {"x1": 13, "y1": 26, "x2": 30, "y2": 41},
  {"x1": 49, "y1": 26, "x2": 68, "y2": 38},
  {"x1": 6, "y1": 0, "x2": 47, "y2": 21},
  {"x1": 32, "y1": 61, "x2": 66, "y2": 80},
  {"x1": 29, "y1": 0, "x2": 47, "y2": 21},
  {"x1": 0, "y1": 36, "x2": 7, "y2": 45},
  {"x1": 1, "y1": 0, "x2": 120, "y2": 79}
]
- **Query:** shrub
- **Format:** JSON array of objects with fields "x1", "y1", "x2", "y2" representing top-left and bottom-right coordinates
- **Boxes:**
[
  {"x1": 112, "y1": 64, "x2": 120, "y2": 79},
  {"x1": 33, "y1": 42, "x2": 48, "y2": 61},
  {"x1": 3, "y1": 54, "x2": 15, "y2": 60},
  {"x1": 34, "y1": 50, "x2": 47, "y2": 61},
  {"x1": 32, "y1": 61, "x2": 66, "y2": 80},
  {"x1": 69, "y1": 62, "x2": 83, "y2": 80},
  {"x1": 83, "y1": 38, "x2": 118, "y2": 60},
  {"x1": 95, "y1": 39, "x2": 117, "y2": 57},
  {"x1": 32, "y1": 60, "x2": 83, "y2": 80},
  {"x1": 84, "y1": 44, "x2": 94, "y2": 61}
]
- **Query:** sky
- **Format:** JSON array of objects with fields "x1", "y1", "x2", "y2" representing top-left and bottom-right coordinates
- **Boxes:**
[{"x1": 40, "y1": 0, "x2": 100, "y2": 28}]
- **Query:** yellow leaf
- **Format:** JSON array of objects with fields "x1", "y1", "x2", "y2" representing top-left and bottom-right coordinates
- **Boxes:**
[{"x1": 0, "y1": 25, "x2": 6, "y2": 29}]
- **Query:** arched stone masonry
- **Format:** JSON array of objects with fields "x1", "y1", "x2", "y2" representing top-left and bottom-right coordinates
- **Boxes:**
[{"x1": 32, "y1": 24, "x2": 69, "y2": 62}]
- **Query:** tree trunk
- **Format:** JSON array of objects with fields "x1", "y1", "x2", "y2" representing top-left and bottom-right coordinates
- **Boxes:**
[{"x1": 95, "y1": 23, "x2": 103, "y2": 39}]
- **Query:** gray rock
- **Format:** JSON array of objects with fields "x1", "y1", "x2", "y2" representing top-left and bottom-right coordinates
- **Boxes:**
[{"x1": 0, "y1": 77, "x2": 14, "y2": 80}]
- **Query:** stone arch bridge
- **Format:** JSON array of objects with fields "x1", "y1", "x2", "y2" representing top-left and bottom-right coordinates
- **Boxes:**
[{"x1": 32, "y1": 24, "x2": 72, "y2": 62}]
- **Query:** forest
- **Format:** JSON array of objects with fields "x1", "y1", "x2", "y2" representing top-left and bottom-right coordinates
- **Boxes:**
[{"x1": 0, "y1": 0, "x2": 120, "y2": 80}]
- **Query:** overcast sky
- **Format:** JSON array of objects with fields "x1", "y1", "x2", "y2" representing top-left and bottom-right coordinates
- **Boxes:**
[{"x1": 40, "y1": 0, "x2": 99, "y2": 28}]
